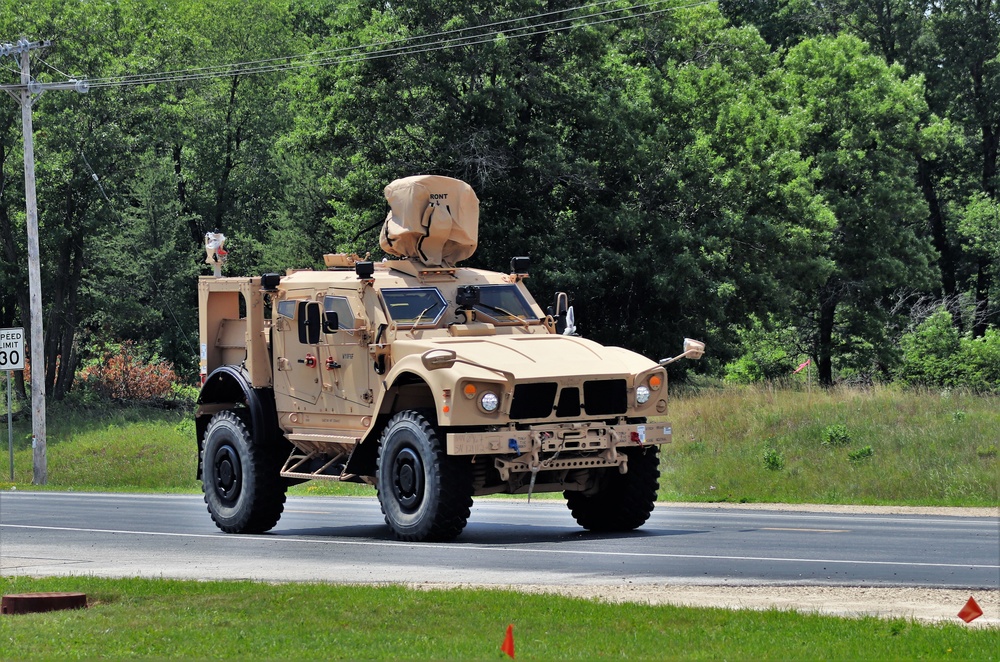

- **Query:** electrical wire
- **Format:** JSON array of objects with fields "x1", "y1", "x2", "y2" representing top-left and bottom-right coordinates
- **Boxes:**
[
  {"x1": 37, "y1": 58, "x2": 77, "y2": 80},
  {"x1": 81, "y1": 0, "x2": 635, "y2": 86},
  {"x1": 80, "y1": 0, "x2": 712, "y2": 89},
  {"x1": 78, "y1": 149, "x2": 198, "y2": 357}
]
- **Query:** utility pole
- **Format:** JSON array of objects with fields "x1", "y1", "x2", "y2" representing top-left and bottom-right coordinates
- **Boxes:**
[{"x1": 1, "y1": 38, "x2": 88, "y2": 485}]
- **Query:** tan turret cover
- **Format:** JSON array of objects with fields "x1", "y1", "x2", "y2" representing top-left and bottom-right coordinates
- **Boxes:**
[{"x1": 379, "y1": 175, "x2": 479, "y2": 267}]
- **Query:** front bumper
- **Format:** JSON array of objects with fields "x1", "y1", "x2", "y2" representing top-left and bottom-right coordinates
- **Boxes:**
[{"x1": 446, "y1": 421, "x2": 672, "y2": 479}]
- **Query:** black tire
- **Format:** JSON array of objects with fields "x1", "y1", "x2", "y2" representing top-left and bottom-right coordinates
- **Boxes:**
[
  {"x1": 376, "y1": 410, "x2": 473, "y2": 542},
  {"x1": 565, "y1": 446, "x2": 660, "y2": 532},
  {"x1": 202, "y1": 410, "x2": 287, "y2": 533}
]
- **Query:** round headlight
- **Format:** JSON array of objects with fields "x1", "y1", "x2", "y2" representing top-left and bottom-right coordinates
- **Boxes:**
[
  {"x1": 636, "y1": 385, "x2": 651, "y2": 405},
  {"x1": 480, "y1": 391, "x2": 499, "y2": 412}
]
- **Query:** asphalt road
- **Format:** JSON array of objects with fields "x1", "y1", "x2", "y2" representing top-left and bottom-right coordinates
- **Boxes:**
[{"x1": 1, "y1": 492, "x2": 997, "y2": 590}]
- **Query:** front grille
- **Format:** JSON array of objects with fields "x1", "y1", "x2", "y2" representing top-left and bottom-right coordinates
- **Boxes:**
[
  {"x1": 583, "y1": 379, "x2": 628, "y2": 415},
  {"x1": 555, "y1": 387, "x2": 581, "y2": 417},
  {"x1": 510, "y1": 382, "x2": 557, "y2": 419},
  {"x1": 509, "y1": 378, "x2": 629, "y2": 420}
]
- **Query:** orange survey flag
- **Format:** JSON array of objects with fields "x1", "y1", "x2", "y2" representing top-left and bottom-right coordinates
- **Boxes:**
[
  {"x1": 958, "y1": 596, "x2": 983, "y2": 623},
  {"x1": 501, "y1": 624, "x2": 515, "y2": 658}
]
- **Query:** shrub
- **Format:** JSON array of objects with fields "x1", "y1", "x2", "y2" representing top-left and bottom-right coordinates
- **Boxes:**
[
  {"x1": 960, "y1": 329, "x2": 1000, "y2": 391},
  {"x1": 822, "y1": 424, "x2": 851, "y2": 446},
  {"x1": 724, "y1": 316, "x2": 800, "y2": 384},
  {"x1": 848, "y1": 445, "x2": 875, "y2": 463},
  {"x1": 897, "y1": 309, "x2": 1000, "y2": 391},
  {"x1": 76, "y1": 341, "x2": 177, "y2": 402},
  {"x1": 763, "y1": 447, "x2": 785, "y2": 471},
  {"x1": 897, "y1": 308, "x2": 960, "y2": 387}
]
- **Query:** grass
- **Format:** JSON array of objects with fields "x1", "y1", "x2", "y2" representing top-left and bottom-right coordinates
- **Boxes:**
[
  {"x1": 1, "y1": 386, "x2": 998, "y2": 506},
  {"x1": 660, "y1": 384, "x2": 1000, "y2": 507},
  {"x1": 0, "y1": 404, "x2": 197, "y2": 491},
  {"x1": 1, "y1": 576, "x2": 996, "y2": 660}
]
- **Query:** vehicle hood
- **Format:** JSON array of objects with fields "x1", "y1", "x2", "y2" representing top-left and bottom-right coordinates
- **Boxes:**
[{"x1": 391, "y1": 334, "x2": 657, "y2": 381}]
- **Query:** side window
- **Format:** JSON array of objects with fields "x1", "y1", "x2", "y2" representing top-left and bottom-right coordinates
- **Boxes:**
[
  {"x1": 324, "y1": 296, "x2": 356, "y2": 330},
  {"x1": 277, "y1": 300, "x2": 296, "y2": 319}
]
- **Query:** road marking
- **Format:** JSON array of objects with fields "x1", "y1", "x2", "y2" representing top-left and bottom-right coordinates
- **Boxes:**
[
  {"x1": 3, "y1": 523, "x2": 998, "y2": 570},
  {"x1": 759, "y1": 527, "x2": 849, "y2": 533}
]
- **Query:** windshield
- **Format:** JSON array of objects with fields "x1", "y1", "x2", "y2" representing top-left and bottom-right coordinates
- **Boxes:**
[
  {"x1": 473, "y1": 284, "x2": 538, "y2": 322},
  {"x1": 381, "y1": 288, "x2": 447, "y2": 326}
]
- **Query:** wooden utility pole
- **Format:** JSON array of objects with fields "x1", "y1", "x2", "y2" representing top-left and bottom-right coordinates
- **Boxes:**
[{"x1": 1, "y1": 38, "x2": 88, "y2": 484}]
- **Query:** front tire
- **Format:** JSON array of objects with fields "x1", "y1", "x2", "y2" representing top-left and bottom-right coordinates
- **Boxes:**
[
  {"x1": 565, "y1": 446, "x2": 660, "y2": 532},
  {"x1": 376, "y1": 410, "x2": 473, "y2": 542},
  {"x1": 202, "y1": 410, "x2": 286, "y2": 533}
]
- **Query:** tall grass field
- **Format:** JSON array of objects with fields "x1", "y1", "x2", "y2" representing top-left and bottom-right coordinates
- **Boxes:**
[{"x1": 0, "y1": 386, "x2": 997, "y2": 506}]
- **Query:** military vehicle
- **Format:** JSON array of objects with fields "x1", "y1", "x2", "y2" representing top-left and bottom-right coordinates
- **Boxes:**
[{"x1": 196, "y1": 175, "x2": 704, "y2": 542}]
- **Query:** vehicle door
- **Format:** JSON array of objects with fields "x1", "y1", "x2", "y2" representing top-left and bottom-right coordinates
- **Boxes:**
[
  {"x1": 272, "y1": 297, "x2": 323, "y2": 406},
  {"x1": 321, "y1": 293, "x2": 372, "y2": 410}
]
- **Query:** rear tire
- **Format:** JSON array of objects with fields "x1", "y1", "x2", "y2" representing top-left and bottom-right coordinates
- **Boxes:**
[
  {"x1": 565, "y1": 446, "x2": 660, "y2": 532},
  {"x1": 202, "y1": 410, "x2": 286, "y2": 533},
  {"x1": 376, "y1": 410, "x2": 473, "y2": 542}
]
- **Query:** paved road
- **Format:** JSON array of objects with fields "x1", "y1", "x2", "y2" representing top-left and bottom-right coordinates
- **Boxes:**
[{"x1": 1, "y1": 492, "x2": 997, "y2": 590}]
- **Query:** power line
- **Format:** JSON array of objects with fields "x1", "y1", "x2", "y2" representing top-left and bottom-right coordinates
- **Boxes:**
[
  {"x1": 75, "y1": 0, "x2": 712, "y2": 89},
  {"x1": 78, "y1": 149, "x2": 198, "y2": 357},
  {"x1": 81, "y1": 0, "x2": 634, "y2": 86}
]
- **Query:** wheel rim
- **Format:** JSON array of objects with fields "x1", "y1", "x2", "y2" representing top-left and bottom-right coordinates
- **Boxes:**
[
  {"x1": 212, "y1": 444, "x2": 242, "y2": 506},
  {"x1": 391, "y1": 446, "x2": 424, "y2": 512}
]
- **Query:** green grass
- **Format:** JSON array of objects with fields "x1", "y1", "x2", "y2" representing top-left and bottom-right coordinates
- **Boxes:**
[
  {"x1": 0, "y1": 404, "x2": 197, "y2": 491},
  {"x1": 2, "y1": 386, "x2": 998, "y2": 506},
  {"x1": 660, "y1": 384, "x2": 1000, "y2": 506},
  {"x1": 1, "y1": 577, "x2": 996, "y2": 660}
]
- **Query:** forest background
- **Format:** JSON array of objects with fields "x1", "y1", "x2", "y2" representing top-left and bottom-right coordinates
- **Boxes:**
[{"x1": 1, "y1": 0, "x2": 998, "y2": 402}]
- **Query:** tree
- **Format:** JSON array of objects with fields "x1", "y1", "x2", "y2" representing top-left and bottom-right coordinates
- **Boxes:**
[{"x1": 782, "y1": 34, "x2": 937, "y2": 384}]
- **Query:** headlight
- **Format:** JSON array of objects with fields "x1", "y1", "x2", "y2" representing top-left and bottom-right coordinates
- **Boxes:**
[
  {"x1": 480, "y1": 391, "x2": 499, "y2": 412},
  {"x1": 636, "y1": 385, "x2": 651, "y2": 405}
]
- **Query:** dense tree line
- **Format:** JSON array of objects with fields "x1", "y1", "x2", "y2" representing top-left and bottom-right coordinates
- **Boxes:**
[{"x1": 1, "y1": 0, "x2": 997, "y2": 399}]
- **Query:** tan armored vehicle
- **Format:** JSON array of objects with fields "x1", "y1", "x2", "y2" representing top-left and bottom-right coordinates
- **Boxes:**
[{"x1": 196, "y1": 175, "x2": 704, "y2": 541}]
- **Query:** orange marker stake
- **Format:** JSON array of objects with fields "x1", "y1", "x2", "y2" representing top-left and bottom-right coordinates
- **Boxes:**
[
  {"x1": 501, "y1": 623, "x2": 515, "y2": 659},
  {"x1": 958, "y1": 596, "x2": 983, "y2": 623}
]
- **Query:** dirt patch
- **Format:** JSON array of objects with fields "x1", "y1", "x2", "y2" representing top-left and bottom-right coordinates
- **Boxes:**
[
  {"x1": 667, "y1": 502, "x2": 998, "y2": 518},
  {"x1": 412, "y1": 503, "x2": 998, "y2": 627},
  {"x1": 409, "y1": 582, "x2": 998, "y2": 627}
]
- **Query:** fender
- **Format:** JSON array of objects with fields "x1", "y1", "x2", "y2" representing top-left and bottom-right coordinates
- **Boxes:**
[
  {"x1": 344, "y1": 357, "x2": 438, "y2": 478},
  {"x1": 372, "y1": 352, "x2": 446, "y2": 416},
  {"x1": 196, "y1": 365, "x2": 280, "y2": 479}
]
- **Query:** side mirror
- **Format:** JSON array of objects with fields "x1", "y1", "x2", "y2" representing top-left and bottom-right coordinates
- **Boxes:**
[
  {"x1": 421, "y1": 349, "x2": 457, "y2": 370},
  {"x1": 322, "y1": 310, "x2": 339, "y2": 334},
  {"x1": 659, "y1": 338, "x2": 706, "y2": 366},
  {"x1": 683, "y1": 338, "x2": 705, "y2": 360},
  {"x1": 298, "y1": 301, "x2": 321, "y2": 345}
]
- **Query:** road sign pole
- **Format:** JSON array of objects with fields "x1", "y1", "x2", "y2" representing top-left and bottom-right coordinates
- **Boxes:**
[
  {"x1": 2, "y1": 38, "x2": 89, "y2": 486},
  {"x1": 7, "y1": 370, "x2": 12, "y2": 481},
  {"x1": 1, "y1": 327, "x2": 24, "y2": 482}
]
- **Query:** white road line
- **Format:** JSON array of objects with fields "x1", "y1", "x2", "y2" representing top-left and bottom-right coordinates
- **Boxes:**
[
  {"x1": 3, "y1": 523, "x2": 997, "y2": 570},
  {"x1": 3, "y1": 492, "x2": 995, "y2": 526}
]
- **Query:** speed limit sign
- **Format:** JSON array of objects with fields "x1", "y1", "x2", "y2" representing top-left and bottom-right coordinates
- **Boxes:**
[{"x1": 0, "y1": 327, "x2": 25, "y2": 371}]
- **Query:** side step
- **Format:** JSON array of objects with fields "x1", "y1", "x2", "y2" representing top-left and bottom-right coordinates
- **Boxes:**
[{"x1": 280, "y1": 449, "x2": 354, "y2": 481}]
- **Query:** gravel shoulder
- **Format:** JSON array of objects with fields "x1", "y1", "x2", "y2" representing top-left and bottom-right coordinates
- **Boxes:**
[
  {"x1": 422, "y1": 502, "x2": 999, "y2": 627},
  {"x1": 410, "y1": 583, "x2": 999, "y2": 628},
  {"x1": 664, "y1": 501, "x2": 998, "y2": 518}
]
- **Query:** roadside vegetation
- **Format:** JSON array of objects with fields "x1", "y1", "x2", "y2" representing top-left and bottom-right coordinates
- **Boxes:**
[
  {"x1": 662, "y1": 384, "x2": 1000, "y2": 507},
  {"x1": 1, "y1": 577, "x2": 995, "y2": 660},
  {"x1": 2, "y1": 386, "x2": 996, "y2": 507}
]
